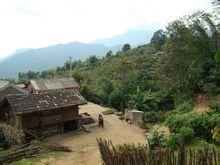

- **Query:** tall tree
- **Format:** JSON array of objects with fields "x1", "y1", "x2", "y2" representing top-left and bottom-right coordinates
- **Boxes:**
[
  {"x1": 150, "y1": 29, "x2": 166, "y2": 51},
  {"x1": 122, "y1": 43, "x2": 131, "y2": 52}
]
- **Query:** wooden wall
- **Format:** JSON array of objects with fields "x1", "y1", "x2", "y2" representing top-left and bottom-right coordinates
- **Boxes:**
[{"x1": 19, "y1": 105, "x2": 79, "y2": 129}]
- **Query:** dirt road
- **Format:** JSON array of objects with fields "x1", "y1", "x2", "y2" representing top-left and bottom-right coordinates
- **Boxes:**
[{"x1": 41, "y1": 103, "x2": 146, "y2": 165}]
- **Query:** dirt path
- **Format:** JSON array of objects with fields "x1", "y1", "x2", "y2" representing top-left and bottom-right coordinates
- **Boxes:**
[
  {"x1": 40, "y1": 103, "x2": 146, "y2": 165},
  {"x1": 191, "y1": 93, "x2": 210, "y2": 114}
]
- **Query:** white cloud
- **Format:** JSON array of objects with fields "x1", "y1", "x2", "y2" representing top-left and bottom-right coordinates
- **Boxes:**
[{"x1": 0, "y1": 0, "x2": 212, "y2": 58}]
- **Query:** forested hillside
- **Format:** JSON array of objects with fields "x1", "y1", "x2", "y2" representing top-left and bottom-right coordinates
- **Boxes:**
[{"x1": 19, "y1": 12, "x2": 220, "y2": 147}]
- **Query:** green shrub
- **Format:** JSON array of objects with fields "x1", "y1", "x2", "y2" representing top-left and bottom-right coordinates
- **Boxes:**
[
  {"x1": 142, "y1": 111, "x2": 165, "y2": 124},
  {"x1": 166, "y1": 114, "x2": 220, "y2": 141},
  {"x1": 108, "y1": 89, "x2": 123, "y2": 110},
  {"x1": 204, "y1": 83, "x2": 219, "y2": 95},
  {"x1": 209, "y1": 100, "x2": 219, "y2": 114},
  {"x1": 178, "y1": 127, "x2": 195, "y2": 142},
  {"x1": 175, "y1": 99, "x2": 193, "y2": 113},
  {"x1": 186, "y1": 114, "x2": 216, "y2": 140},
  {"x1": 165, "y1": 115, "x2": 187, "y2": 133},
  {"x1": 166, "y1": 133, "x2": 183, "y2": 148},
  {"x1": 147, "y1": 131, "x2": 166, "y2": 150},
  {"x1": 116, "y1": 143, "x2": 137, "y2": 152}
]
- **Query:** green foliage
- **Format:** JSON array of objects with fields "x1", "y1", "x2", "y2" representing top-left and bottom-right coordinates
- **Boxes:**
[
  {"x1": 166, "y1": 127, "x2": 194, "y2": 147},
  {"x1": 116, "y1": 143, "x2": 137, "y2": 152},
  {"x1": 209, "y1": 100, "x2": 220, "y2": 114},
  {"x1": 175, "y1": 99, "x2": 193, "y2": 113},
  {"x1": 178, "y1": 127, "x2": 195, "y2": 142},
  {"x1": 108, "y1": 89, "x2": 124, "y2": 110},
  {"x1": 150, "y1": 29, "x2": 166, "y2": 51},
  {"x1": 212, "y1": 126, "x2": 220, "y2": 144},
  {"x1": 122, "y1": 43, "x2": 131, "y2": 52},
  {"x1": 142, "y1": 111, "x2": 165, "y2": 124},
  {"x1": 96, "y1": 77, "x2": 114, "y2": 104},
  {"x1": 147, "y1": 131, "x2": 166, "y2": 150},
  {"x1": 166, "y1": 133, "x2": 183, "y2": 148},
  {"x1": 166, "y1": 113, "x2": 220, "y2": 141}
]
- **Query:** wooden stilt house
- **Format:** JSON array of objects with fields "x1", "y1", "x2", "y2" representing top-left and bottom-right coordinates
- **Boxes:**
[{"x1": 0, "y1": 90, "x2": 87, "y2": 139}]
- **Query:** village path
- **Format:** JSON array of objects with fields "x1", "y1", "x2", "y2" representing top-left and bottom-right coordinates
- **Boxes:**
[{"x1": 40, "y1": 102, "x2": 147, "y2": 165}]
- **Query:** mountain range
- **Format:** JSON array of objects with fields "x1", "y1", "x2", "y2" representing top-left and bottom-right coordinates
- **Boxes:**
[{"x1": 0, "y1": 29, "x2": 154, "y2": 79}]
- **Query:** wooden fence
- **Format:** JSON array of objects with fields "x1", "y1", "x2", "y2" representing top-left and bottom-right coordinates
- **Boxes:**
[{"x1": 97, "y1": 138, "x2": 220, "y2": 165}]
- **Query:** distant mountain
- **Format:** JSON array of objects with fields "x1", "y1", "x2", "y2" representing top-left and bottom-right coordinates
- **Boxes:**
[
  {"x1": 0, "y1": 42, "x2": 121, "y2": 78},
  {"x1": 0, "y1": 28, "x2": 155, "y2": 79},
  {"x1": 92, "y1": 29, "x2": 154, "y2": 46}
]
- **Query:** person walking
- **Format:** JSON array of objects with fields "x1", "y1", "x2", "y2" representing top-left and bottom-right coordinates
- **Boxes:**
[{"x1": 98, "y1": 114, "x2": 104, "y2": 128}]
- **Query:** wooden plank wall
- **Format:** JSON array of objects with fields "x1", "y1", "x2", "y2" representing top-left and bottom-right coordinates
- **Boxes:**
[{"x1": 20, "y1": 105, "x2": 79, "y2": 129}]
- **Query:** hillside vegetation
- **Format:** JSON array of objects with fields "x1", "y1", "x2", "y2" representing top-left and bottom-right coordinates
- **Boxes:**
[{"x1": 18, "y1": 12, "x2": 220, "y2": 147}]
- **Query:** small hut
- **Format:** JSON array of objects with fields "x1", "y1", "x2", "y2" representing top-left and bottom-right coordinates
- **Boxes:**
[
  {"x1": 25, "y1": 78, "x2": 80, "y2": 93},
  {"x1": 0, "y1": 85, "x2": 29, "y2": 102},
  {"x1": 0, "y1": 90, "x2": 87, "y2": 139},
  {"x1": 124, "y1": 109, "x2": 143, "y2": 124}
]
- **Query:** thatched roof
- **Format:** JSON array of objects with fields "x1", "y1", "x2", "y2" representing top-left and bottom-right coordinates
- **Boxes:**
[
  {"x1": 26, "y1": 78, "x2": 80, "y2": 91},
  {"x1": 2, "y1": 90, "x2": 87, "y2": 115}
]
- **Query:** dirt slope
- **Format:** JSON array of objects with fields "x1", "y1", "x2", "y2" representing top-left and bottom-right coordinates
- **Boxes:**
[
  {"x1": 40, "y1": 103, "x2": 146, "y2": 165},
  {"x1": 191, "y1": 93, "x2": 210, "y2": 114}
]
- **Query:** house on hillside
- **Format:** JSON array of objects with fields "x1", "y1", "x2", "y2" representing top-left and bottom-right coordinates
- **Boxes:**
[
  {"x1": 0, "y1": 85, "x2": 29, "y2": 102},
  {"x1": 0, "y1": 90, "x2": 87, "y2": 139},
  {"x1": 25, "y1": 78, "x2": 80, "y2": 93},
  {"x1": 0, "y1": 79, "x2": 9, "y2": 89}
]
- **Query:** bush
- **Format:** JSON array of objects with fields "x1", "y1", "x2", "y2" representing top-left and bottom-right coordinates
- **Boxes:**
[
  {"x1": 204, "y1": 83, "x2": 219, "y2": 95},
  {"x1": 209, "y1": 100, "x2": 219, "y2": 114},
  {"x1": 165, "y1": 115, "x2": 187, "y2": 133},
  {"x1": 175, "y1": 99, "x2": 193, "y2": 113},
  {"x1": 166, "y1": 133, "x2": 183, "y2": 148},
  {"x1": 147, "y1": 131, "x2": 166, "y2": 150},
  {"x1": 166, "y1": 114, "x2": 220, "y2": 141},
  {"x1": 142, "y1": 111, "x2": 165, "y2": 124},
  {"x1": 108, "y1": 89, "x2": 123, "y2": 110},
  {"x1": 178, "y1": 127, "x2": 195, "y2": 142}
]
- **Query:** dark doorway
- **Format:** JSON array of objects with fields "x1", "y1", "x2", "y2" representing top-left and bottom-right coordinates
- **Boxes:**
[{"x1": 63, "y1": 119, "x2": 78, "y2": 132}]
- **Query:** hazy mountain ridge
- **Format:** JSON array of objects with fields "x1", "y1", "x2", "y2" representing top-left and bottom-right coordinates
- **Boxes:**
[
  {"x1": 0, "y1": 29, "x2": 154, "y2": 79},
  {"x1": 92, "y1": 29, "x2": 154, "y2": 46},
  {"x1": 0, "y1": 42, "x2": 121, "y2": 78}
]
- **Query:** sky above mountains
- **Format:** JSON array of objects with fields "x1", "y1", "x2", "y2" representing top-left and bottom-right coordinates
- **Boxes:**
[{"x1": 0, "y1": 0, "x2": 212, "y2": 59}]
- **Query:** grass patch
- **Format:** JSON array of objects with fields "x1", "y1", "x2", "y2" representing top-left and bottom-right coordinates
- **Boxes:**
[
  {"x1": 14, "y1": 151, "x2": 67, "y2": 165},
  {"x1": 102, "y1": 109, "x2": 116, "y2": 115}
]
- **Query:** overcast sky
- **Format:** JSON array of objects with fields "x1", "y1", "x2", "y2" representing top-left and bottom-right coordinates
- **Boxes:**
[{"x1": 0, "y1": 0, "x2": 212, "y2": 59}]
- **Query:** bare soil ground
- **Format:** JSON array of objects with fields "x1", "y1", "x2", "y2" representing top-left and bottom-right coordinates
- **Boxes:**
[
  {"x1": 40, "y1": 103, "x2": 146, "y2": 165},
  {"x1": 191, "y1": 93, "x2": 210, "y2": 114}
]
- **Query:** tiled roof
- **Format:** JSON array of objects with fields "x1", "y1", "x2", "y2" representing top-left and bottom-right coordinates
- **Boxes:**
[
  {"x1": 3, "y1": 90, "x2": 87, "y2": 115},
  {"x1": 27, "y1": 78, "x2": 80, "y2": 91},
  {"x1": 0, "y1": 80, "x2": 9, "y2": 89}
]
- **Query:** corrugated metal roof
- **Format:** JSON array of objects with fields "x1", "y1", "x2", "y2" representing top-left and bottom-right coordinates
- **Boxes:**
[
  {"x1": 29, "y1": 78, "x2": 79, "y2": 91},
  {"x1": 0, "y1": 80, "x2": 9, "y2": 89},
  {"x1": 3, "y1": 90, "x2": 87, "y2": 115}
]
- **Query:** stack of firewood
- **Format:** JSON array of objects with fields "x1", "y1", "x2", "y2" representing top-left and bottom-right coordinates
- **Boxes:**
[
  {"x1": 0, "y1": 141, "x2": 72, "y2": 164},
  {"x1": 79, "y1": 113, "x2": 95, "y2": 125}
]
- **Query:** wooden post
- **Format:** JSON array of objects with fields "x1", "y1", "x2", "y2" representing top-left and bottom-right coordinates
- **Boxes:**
[
  {"x1": 39, "y1": 112, "x2": 43, "y2": 137},
  {"x1": 62, "y1": 108, "x2": 64, "y2": 133}
]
